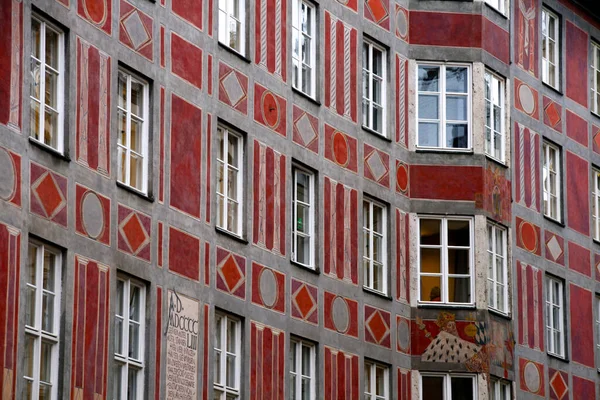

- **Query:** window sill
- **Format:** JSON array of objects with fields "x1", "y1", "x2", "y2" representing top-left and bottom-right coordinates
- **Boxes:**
[
  {"x1": 488, "y1": 308, "x2": 512, "y2": 320},
  {"x1": 116, "y1": 181, "x2": 154, "y2": 202},
  {"x1": 543, "y1": 214, "x2": 565, "y2": 228},
  {"x1": 29, "y1": 137, "x2": 71, "y2": 162},
  {"x1": 548, "y1": 352, "x2": 568, "y2": 363},
  {"x1": 362, "y1": 125, "x2": 392, "y2": 142},
  {"x1": 415, "y1": 147, "x2": 473, "y2": 154},
  {"x1": 417, "y1": 302, "x2": 476, "y2": 310},
  {"x1": 542, "y1": 81, "x2": 563, "y2": 97},
  {"x1": 292, "y1": 86, "x2": 320, "y2": 106},
  {"x1": 363, "y1": 286, "x2": 392, "y2": 300},
  {"x1": 218, "y1": 42, "x2": 251, "y2": 63},
  {"x1": 485, "y1": 154, "x2": 508, "y2": 168},
  {"x1": 291, "y1": 260, "x2": 320, "y2": 275},
  {"x1": 215, "y1": 226, "x2": 248, "y2": 244}
]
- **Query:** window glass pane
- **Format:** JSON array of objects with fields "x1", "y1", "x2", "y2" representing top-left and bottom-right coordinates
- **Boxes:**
[
  {"x1": 296, "y1": 204, "x2": 309, "y2": 234},
  {"x1": 45, "y1": 27, "x2": 60, "y2": 70},
  {"x1": 446, "y1": 124, "x2": 468, "y2": 148},
  {"x1": 418, "y1": 123, "x2": 439, "y2": 147},
  {"x1": 27, "y1": 245, "x2": 37, "y2": 285},
  {"x1": 227, "y1": 135, "x2": 239, "y2": 167},
  {"x1": 44, "y1": 108, "x2": 58, "y2": 147},
  {"x1": 130, "y1": 118, "x2": 142, "y2": 153},
  {"x1": 26, "y1": 286, "x2": 36, "y2": 327},
  {"x1": 372, "y1": 48, "x2": 383, "y2": 76},
  {"x1": 45, "y1": 70, "x2": 58, "y2": 108},
  {"x1": 301, "y1": 345, "x2": 311, "y2": 375},
  {"x1": 32, "y1": 19, "x2": 41, "y2": 59},
  {"x1": 30, "y1": 59, "x2": 41, "y2": 100},
  {"x1": 30, "y1": 100, "x2": 41, "y2": 140},
  {"x1": 130, "y1": 285, "x2": 141, "y2": 321},
  {"x1": 226, "y1": 354, "x2": 236, "y2": 387},
  {"x1": 420, "y1": 219, "x2": 441, "y2": 245},
  {"x1": 296, "y1": 236, "x2": 309, "y2": 265},
  {"x1": 451, "y1": 377, "x2": 473, "y2": 400},
  {"x1": 118, "y1": 110, "x2": 127, "y2": 146},
  {"x1": 418, "y1": 66, "x2": 439, "y2": 92},
  {"x1": 118, "y1": 74, "x2": 127, "y2": 109},
  {"x1": 421, "y1": 276, "x2": 442, "y2": 302},
  {"x1": 227, "y1": 319, "x2": 237, "y2": 353},
  {"x1": 42, "y1": 291, "x2": 54, "y2": 332},
  {"x1": 130, "y1": 80, "x2": 144, "y2": 117},
  {"x1": 115, "y1": 317, "x2": 123, "y2": 355},
  {"x1": 43, "y1": 251, "x2": 56, "y2": 290},
  {"x1": 447, "y1": 277, "x2": 470, "y2": 302},
  {"x1": 447, "y1": 220, "x2": 470, "y2": 246},
  {"x1": 24, "y1": 335, "x2": 35, "y2": 378},
  {"x1": 296, "y1": 172, "x2": 310, "y2": 204},
  {"x1": 128, "y1": 368, "x2": 139, "y2": 400},
  {"x1": 40, "y1": 340, "x2": 53, "y2": 382},
  {"x1": 447, "y1": 249, "x2": 470, "y2": 274},
  {"x1": 129, "y1": 322, "x2": 140, "y2": 359},
  {"x1": 446, "y1": 67, "x2": 468, "y2": 93},
  {"x1": 420, "y1": 248, "x2": 440, "y2": 273},
  {"x1": 418, "y1": 94, "x2": 439, "y2": 119},
  {"x1": 375, "y1": 366, "x2": 385, "y2": 395},
  {"x1": 422, "y1": 376, "x2": 444, "y2": 399},
  {"x1": 446, "y1": 96, "x2": 467, "y2": 120}
]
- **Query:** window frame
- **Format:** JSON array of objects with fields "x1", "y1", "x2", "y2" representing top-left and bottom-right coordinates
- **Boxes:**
[
  {"x1": 362, "y1": 39, "x2": 387, "y2": 137},
  {"x1": 289, "y1": 338, "x2": 316, "y2": 400},
  {"x1": 596, "y1": 296, "x2": 600, "y2": 371},
  {"x1": 214, "y1": 312, "x2": 242, "y2": 400},
  {"x1": 484, "y1": 70, "x2": 505, "y2": 163},
  {"x1": 291, "y1": 166, "x2": 315, "y2": 269},
  {"x1": 593, "y1": 168, "x2": 600, "y2": 241},
  {"x1": 484, "y1": 0, "x2": 505, "y2": 14},
  {"x1": 419, "y1": 373, "x2": 477, "y2": 400},
  {"x1": 218, "y1": 0, "x2": 246, "y2": 56},
  {"x1": 542, "y1": 141, "x2": 562, "y2": 222},
  {"x1": 216, "y1": 125, "x2": 244, "y2": 237},
  {"x1": 487, "y1": 223, "x2": 509, "y2": 315},
  {"x1": 418, "y1": 216, "x2": 474, "y2": 306},
  {"x1": 592, "y1": 42, "x2": 600, "y2": 115},
  {"x1": 490, "y1": 379, "x2": 511, "y2": 400},
  {"x1": 30, "y1": 15, "x2": 66, "y2": 153},
  {"x1": 24, "y1": 241, "x2": 62, "y2": 399},
  {"x1": 363, "y1": 198, "x2": 388, "y2": 295},
  {"x1": 113, "y1": 276, "x2": 146, "y2": 400},
  {"x1": 416, "y1": 62, "x2": 472, "y2": 150},
  {"x1": 117, "y1": 69, "x2": 150, "y2": 194},
  {"x1": 364, "y1": 360, "x2": 389, "y2": 400},
  {"x1": 291, "y1": 0, "x2": 316, "y2": 98},
  {"x1": 541, "y1": 8, "x2": 560, "y2": 90},
  {"x1": 545, "y1": 275, "x2": 565, "y2": 358}
]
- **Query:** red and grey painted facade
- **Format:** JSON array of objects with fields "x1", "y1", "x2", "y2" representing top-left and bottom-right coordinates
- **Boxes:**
[{"x1": 1, "y1": 0, "x2": 600, "y2": 398}]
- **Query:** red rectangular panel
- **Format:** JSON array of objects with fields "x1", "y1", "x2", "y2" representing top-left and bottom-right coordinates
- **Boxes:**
[
  {"x1": 324, "y1": 347, "x2": 359, "y2": 400},
  {"x1": 170, "y1": 32, "x2": 203, "y2": 89},
  {"x1": 0, "y1": 0, "x2": 22, "y2": 130},
  {"x1": 566, "y1": 21, "x2": 588, "y2": 107},
  {"x1": 568, "y1": 241, "x2": 591, "y2": 277},
  {"x1": 250, "y1": 322, "x2": 285, "y2": 400},
  {"x1": 570, "y1": 285, "x2": 594, "y2": 367},
  {"x1": 170, "y1": 94, "x2": 202, "y2": 218},
  {"x1": 254, "y1": 0, "x2": 287, "y2": 81},
  {"x1": 566, "y1": 110, "x2": 588, "y2": 147},
  {"x1": 172, "y1": 0, "x2": 202, "y2": 30},
  {"x1": 514, "y1": 0, "x2": 538, "y2": 77},
  {"x1": 409, "y1": 165, "x2": 482, "y2": 201},
  {"x1": 566, "y1": 151, "x2": 590, "y2": 236},
  {"x1": 168, "y1": 226, "x2": 201, "y2": 281},
  {"x1": 483, "y1": 17, "x2": 509, "y2": 64},
  {"x1": 410, "y1": 12, "x2": 481, "y2": 48},
  {"x1": 517, "y1": 261, "x2": 544, "y2": 351}
]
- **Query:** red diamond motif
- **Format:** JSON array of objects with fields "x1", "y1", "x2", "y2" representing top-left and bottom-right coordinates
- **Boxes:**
[
  {"x1": 550, "y1": 371, "x2": 568, "y2": 400},
  {"x1": 366, "y1": 310, "x2": 389, "y2": 344},
  {"x1": 220, "y1": 255, "x2": 243, "y2": 292},
  {"x1": 294, "y1": 284, "x2": 316, "y2": 318},
  {"x1": 366, "y1": 0, "x2": 388, "y2": 23},
  {"x1": 120, "y1": 213, "x2": 149, "y2": 254},
  {"x1": 544, "y1": 102, "x2": 561, "y2": 128},
  {"x1": 33, "y1": 172, "x2": 65, "y2": 218}
]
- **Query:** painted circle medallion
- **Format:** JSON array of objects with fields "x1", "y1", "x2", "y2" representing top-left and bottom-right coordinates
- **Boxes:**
[
  {"x1": 332, "y1": 296, "x2": 349, "y2": 333},
  {"x1": 261, "y1": 91, "x2": 280, "y2": 129},
  {"x1": 396, "y1": 163, "x2": 408, "y2": 193},
  {"x1": 523, "y1": 362, "x2": 541, "y2": 393},
  {"x1": 259, "y1": 268, "x2": 278, "y2": 308},
  {"x1": 396, "y1": 318, "x2": 410, "y2": 351},
  {"x1": 519, "y1": 221, "x2": 537, "y2": 253},
  {"x1": 332, "y1": 131, "x2": 350, "y2": 167},
  {"x1": 518, "y1": 84, "x2": 535, "y2": 115},
  {"x1": 82, "y1": 191, "x2": 104, "y2": 239},
  {"x1": 395, "y1": 9, "x2": 408, "y2": 39},
  {"x1": 0, "y1": 148, "x2": 16, "y2": 201},
  {"x1": 82, "y1": 0, "x2": 108, "y2": 26}
]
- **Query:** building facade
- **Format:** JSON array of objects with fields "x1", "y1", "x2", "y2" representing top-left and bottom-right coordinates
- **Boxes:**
[{"x1": 0, "y1": 0, "x2": 600, "y2": 398}]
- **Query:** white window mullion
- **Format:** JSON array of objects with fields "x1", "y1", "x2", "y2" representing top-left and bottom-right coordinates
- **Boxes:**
[
  {"x1": 125, "y1": 76, "x2": 132, "y2": 187},
  {"x1": 39, "y1": 22, "x2": 47, "y2": 144}
]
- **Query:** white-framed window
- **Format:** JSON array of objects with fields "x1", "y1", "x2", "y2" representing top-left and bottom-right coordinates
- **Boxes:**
[
  {"x1": 292, "y1": 167, "x2": 315, "y2": 268},
  {"x1": 362, "y1": 40, "x2": 387, "y2": 136},
  {"x1": 218, "y1": 0, "x2": 245, "y2": 55},
  {"x1": 542, "y1": 141, "x2": 561, "y2": 221},
  {"x1": 364, "y1": 361, "x2": 389, "y2": 400},
  {"x1": 114, "y1": 277, "x2": 146, "y2": 400},
  {"x1": 417, "y1": 63, "x2": 471, "y2": 149},
  {"x1": 24, "y1": 242, "x2": 62, "y2": 399},
  {"x1": 117, "y1": 70, "x2": 149, "y2": 194},
  {"x1": 542, "y1": 8, "x2": 560, "y2": 89},
  {"x1": 30, "y1": 15, "x2": 65, "y2": 153},
  {"x1": 363, "y1": 199, "x2": 387, "y2": 294},
  {"x1": 593, "y1": 169, "x2": 600, "y2": 241},
  {"x1": 545, "y1": 275, "x2": 565, "y2": 357},
  {"x1": 292, "y1": 0, "x2": 316, "y2": 98},
  {"x1": 484, "y1": 71, "x2": 505, "y2": 162},
  {"x1": 490, "y1": 380, "x2": 511, "y2": 400},
  {"x1": 290, "y1": 339, "x2": 316, "y2": 400},
  {"x1": 216, "y1": 126, "x2": 244, "y2": 236},
  {"x1": 420, "y1": 374, "x2": 476, "y2": 400},
  {"x1": 418, "y1": 217, "x2": 473, "y2": 305},
  {"x1": 214, "y1": 313, "x2": 242, "y2": 400},
  {"x1": 484, "y1": 0, "x2": 505, "y2": 14},
  {"x1": 592, "y1": 43, "x2": 600, "y2": 115},
  {"x1": 487, "y1": 223, "x2": 508, "y2": 314}
]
